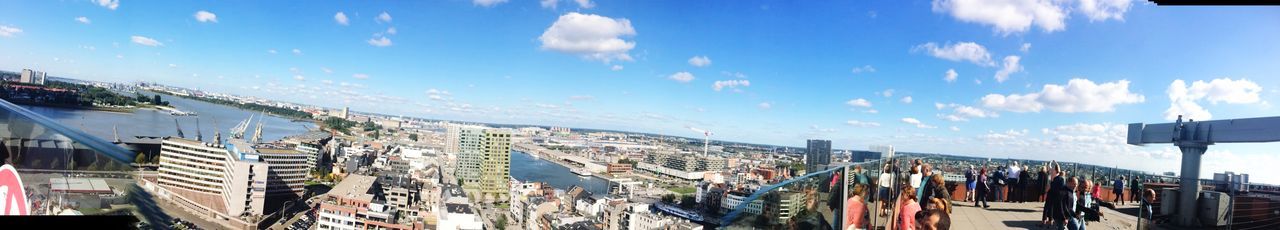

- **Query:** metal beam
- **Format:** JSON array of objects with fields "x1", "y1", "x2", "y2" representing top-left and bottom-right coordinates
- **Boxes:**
[{"x1": 1128, "y1": 116, "x2": 1280, "y2": 145}]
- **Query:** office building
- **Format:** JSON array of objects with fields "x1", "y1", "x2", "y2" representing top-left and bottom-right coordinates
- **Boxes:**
[
  {"x1": 804, "y1": 139, "x2": 831, "y2": 174},
  {"x1": 156, "y1": 138, "x2": 270, "y2": 228},
  {"x1": 254, "y1": 145, "x2": 309, "y2": 200},
  {"x1": 18, "y1": 69, "x2": 47, "y2": 85},
  {"x1": 455, "y1": 127, "x2": 511, "y2": 202}
]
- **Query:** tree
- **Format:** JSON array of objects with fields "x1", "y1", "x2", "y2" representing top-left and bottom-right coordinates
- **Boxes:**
[
  {"x1": 135, "y1": 153, "x2": 147, "y2": 165},
  {"x1": 152, "y1": 95, "x2": 162, "y2": 105},
  {"x1": 496, "y1": 214, "x2": 508, "y2": 230},
  {"x1": 661, "y1": 194, "x2": 677, "y2": 204},
  {"x1": 408, "y1": 133, "x2": 418, "y2": 141},
  {"x1": 679, "y1": 195, "x2": 698, "y2": 209}
]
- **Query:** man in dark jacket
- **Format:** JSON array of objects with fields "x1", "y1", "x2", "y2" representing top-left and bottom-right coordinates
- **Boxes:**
[
  {"x1": 1042, "y1": 162, "x2": 1065, "y2": 227},
  {"x1": 1018, "y1": 166, "x2": 1032, "y2": 203}
]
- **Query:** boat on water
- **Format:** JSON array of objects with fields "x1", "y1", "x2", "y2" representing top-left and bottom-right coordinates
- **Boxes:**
[{"x1": 572, "y1": 168, "x2": 592, "y2": 177}]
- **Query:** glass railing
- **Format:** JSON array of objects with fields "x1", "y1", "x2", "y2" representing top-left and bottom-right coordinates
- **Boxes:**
[{"x1": 0, "y1": 98, "x2": 153, "y2": 223}]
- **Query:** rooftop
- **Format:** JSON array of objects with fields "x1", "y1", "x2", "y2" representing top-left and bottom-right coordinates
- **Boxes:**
[{"x1": 327, "y1": 174, "x2": 379, "y2": 202}]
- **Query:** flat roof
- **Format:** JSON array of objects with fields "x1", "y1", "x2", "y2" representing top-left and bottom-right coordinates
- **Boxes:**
[
  {"x1": 49, "y1": 178, "x2": 111, "y2": 194},
  {"x1": 327, "y1": 174, "x2": 378, "y2": 202}
]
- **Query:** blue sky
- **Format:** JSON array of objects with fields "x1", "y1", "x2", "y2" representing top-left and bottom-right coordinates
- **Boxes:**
[{"x1": 2, "y1": 0, "x2": 1280, "y2": 183}]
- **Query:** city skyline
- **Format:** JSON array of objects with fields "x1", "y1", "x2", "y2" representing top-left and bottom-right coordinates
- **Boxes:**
[{"x1": 2, "y1": 1, "x2": 1279, "y2": 183}]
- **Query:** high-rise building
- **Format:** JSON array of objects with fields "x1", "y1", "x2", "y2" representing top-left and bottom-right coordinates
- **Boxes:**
[
  {"x1": 157, "y1": 138, "x2": 270, "y2": 219},
  {"x1": 18, "y1": 69, "x2": 46, "y2": 85},
  {"x1": 254, "y1": 145, "x2": 309, "y2": 200},
  {"x1": 341, "y1": 107, "x2": 350, "y2": 120},
  {"x1": 805, "y1": 139, "x2": 832, "y2": 174},
  {"x1": 454, "y1": 126, "x2": 511, "y2": 202}
]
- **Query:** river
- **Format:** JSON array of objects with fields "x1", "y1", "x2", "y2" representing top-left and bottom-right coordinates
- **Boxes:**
[
  {"x1": 510, "y1": 150, "x2": 610, "y2": 196},
  {"x1": 22, "y1": 91, "x2": 315, "y2": 143}
]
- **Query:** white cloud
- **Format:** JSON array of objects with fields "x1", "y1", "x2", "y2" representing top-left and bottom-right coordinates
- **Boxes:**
[
  {"x1": 168, "y1": 64, "x2": 177, "y2": 68},
  {"x1": 851, "y1": 65, "x2": 877, "y2": 74},
  {"x1": 901, "y1": 96, "x2": 913, "y2": 104},
  {"x1": 321, "y1": 67, "x2": 333, "y2": 74},
  {"x1": 712, "y1": 80, "x2": 750, "y2": 91},
  {"x1": 610, "y1": 65, "x2": 623, "y2": 71},
  {"x1": 539, "y1": 13, "x2": 637, "y2": 63},
  {"x1": 993, "y1": 55, "x2": 1023, "y2": 83},
  {"x1": 267, "y1": 49, "x2": 277, "y2": 54},
  {"x1": 194, "y1": 10, "x2": 218, "y2": 23},
  {"x1": 688, "y1": 56, "x2": 712, "y2": 67},
  {"x1": 982, "y1": 78, "x2": 1145, "y2": 113},
  {"x1": 944, "y1": 69, "x2": 958, "y2": 83},
  {"x1": 352, "y1": 73, "x2": 370, "y2": 79},
  {"x1": 367, "y1": 36, "x2": 393, "y2": 47},
  {"x1": 901, "y1": 117, "x2": 937, "y2": 129},
  {"x1": 1021, "y1": 43, "x2": 1032, "y2": 53},
  {"x1": 569, "y1": 95, "x2": 595, "y2": 101},
  {"x1": 1078, "y1": 0, "x2": 1132, "y2": 22},
  {"x1": 377, "y1": 12, "x2": 393, "y2": 23},
  {"x1": 94, "y1": 0, "x2": 119, "y2": 10},
  {"x1": 386, "y1": 27, "x2": 397, "y2": 35},
  {"x1": 293, "y1": 75, "x2": 306, "y2": 81},
  {"x1": 950, "y1": 126, "x2": 961, "y2": 131},
  {"x1": 669, "y1": 72, "x2": 694, "y2": 83},
  {"x1": 130, "y1": 35, "x2": 164, "y2": 46},
  {"x1": 0, "y1": 26, "x2": 21, "y2": 37},
  {"x1": 75, "y1": 17, "x2": 91, "y2": 24},
  {"x1": 334, "y1": 12, "x2": 349, "y2": 25},
  {"x1": 975, "y1": 78, "x2": 983, "y2": 85},
  {"x1": 937, "y1": 103, "x2": 1000, "y2": 122},
  {"x1": 540, "y1": 0, "x2": 559, "y2": 9},
  {"x1": 1163, "y1": 78, "x2": 1263, "y2": 121},
  {"x1": 574, "y1": 0, "x2": 595, "y2": 8},
  {"x1": 846, "y1": 120, "x2": 882, "y2": 128},
  {"x1": 321, "y1": 80, "x2": 334, "y2": 85},
  {"x1": 474, "y1": 0, "x2": 509, "y2": 7},
  {"x1": 846, "y1": 98, "x2": 873, "y2": 108},
  {"x1": 913, "y1": 42, "x2": 994, "y2": 66},
  {"x1": 292, "y1": 49, "x2": 303, "y2": 55},
  {"x1": 930, "y1": 0, "x2": 1067, "y2": 34},
  {"x1": 879, "y1": 89, "x2": 895, "y2": 97},
  {"x1": 757, "y1": 102, "x2": 772, "y2": 110}
]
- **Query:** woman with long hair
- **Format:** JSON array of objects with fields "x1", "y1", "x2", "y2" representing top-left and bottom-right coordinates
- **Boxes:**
[
  {"x1": 975, "y1": 167, "x2": 990, "y2": 208},
  {"x1": 846, "y1": 184, "x2": 868, "y2": 230},
  {"x1": 898, "y1": 184, "x2": 920, "y2": 230}
]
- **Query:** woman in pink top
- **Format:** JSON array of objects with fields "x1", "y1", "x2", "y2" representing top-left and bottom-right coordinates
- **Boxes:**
[
  {"x1": 899, "y1": 185, "x2": 921, "y2": 230},
  {"x1": 846, "y1": 184, "x2": 868, "y2": 230}
]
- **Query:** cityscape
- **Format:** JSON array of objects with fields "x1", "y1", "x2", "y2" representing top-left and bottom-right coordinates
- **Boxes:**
[{"x1": 0, "y1": 1, "x2": 1279, "y2": 230}]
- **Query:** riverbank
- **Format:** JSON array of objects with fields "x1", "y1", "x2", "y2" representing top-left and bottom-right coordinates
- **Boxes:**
[
  {"x1": 9, "y1": 100, "x2": 136, "y2": 113},
  {"x1": 513, "y1": 143, "x2": 615, "y2": 181}
]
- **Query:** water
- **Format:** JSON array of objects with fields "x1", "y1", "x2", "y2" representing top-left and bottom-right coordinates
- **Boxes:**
[
  {"x1": 510, "y1": 150, "x2": 610, "y2": 196},
  {"x1": 22, "y1": 91, "x2": 315, "y2": 143}
]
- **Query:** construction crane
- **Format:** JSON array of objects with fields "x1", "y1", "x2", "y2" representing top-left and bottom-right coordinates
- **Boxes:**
[
  {"x1": 688, "y1": 127, "x2": 713, "y2": 156},
  {"x1": 1127, "y1": 115, "x2": 1280, "y2": 226}
]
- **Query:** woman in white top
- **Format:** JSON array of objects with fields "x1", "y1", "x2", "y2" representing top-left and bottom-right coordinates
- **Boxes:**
[{"x1": 879, "y1": 163, "x2": 894, "y2": 216}]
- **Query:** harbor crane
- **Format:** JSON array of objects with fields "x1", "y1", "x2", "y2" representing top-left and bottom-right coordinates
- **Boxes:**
[
  {"x1": 1127, "y1": 115, "x2": 1280, "y2": 226},
  {"x1": 688, "y1": 127, "x2": 713, "y2": 156}
]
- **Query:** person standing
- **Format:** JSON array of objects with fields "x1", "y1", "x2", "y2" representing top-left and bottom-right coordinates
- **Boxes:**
[
  {"x1": 1062, "y1": 177, "x2": 1080, "y2": 230},
  {"x1": 846, "y1": 184, "x2": 868, "y2": 230},
  {"x1": 964, "y1": 165, "x2": 976, "y2": 202},
  {"x1": 898, "y1": 185, "x2": 921, "y2": 230},
  {"x1": 1043, "y1": 162, "x2": 1064, "y2": 227},
  {"x1": 879, "y1": 163, "x2": 895, "y2": 217},
  {"x1": 1019, "y1": 165, "x2": 1032, "y2": 203},
  {"x1": 992, "y1": 166, "x2": 1006, "y2": 203},
  {"x1": 1112, "y1": 176, "x2": 1126, "y2": 205},
  {"x1": 1037, "y1": 166, "x2": 1049, "y2": 202},
  {"x1": 1008, "y1": 161, "x2": 1022, "y2": 202},
  {"x1": 1130, "y1": 176, "x2": 1142, "y2": 206},
  {"x1": 974, "y1": 168, "x2": 990, "y2": 208}
]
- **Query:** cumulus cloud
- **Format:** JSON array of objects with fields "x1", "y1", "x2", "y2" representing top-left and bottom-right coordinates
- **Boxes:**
[
  {"x1": 0, "y1": 25, "x2": 21, "y2": 37},
  {"x1": 267, "y1": 49, "x2": 277, "y2": 54},
  {"x1": 293, "y1": 75, "x2": 306, "y2": 81},
  {"x1": 1163, "y1": 78, "x2": 1263, "y2": 121},
  {"x1": 944, "y1": 69, "x2": 958, "y2": 83},
  {"x1": 76, "y1": 17, "x2": 91, "y2": 24},
  {"x1": 993, "y1": 55, "x2": 1023, "y2": 83},
  {"x1": 474, "y1": 0, "x2": 509, "y2": 7},
  {"x1": 930, "y1": 0, "x2": 1067, "y2": 34},
  {"x1": 377, "y1": 12, "x2": 393, "y2": 23},
  {"x1": 851, "y1": 65, "x2": 876, "y2": 74},
  {"x1": 334, "y1": 12, "x2": 349, "y2": 25},
  {"x1": 950, "y1": 126, "x2": 961, "y2": 131},
  {"x1": 689, "y1": 56, "x2": 712, "y2": 67},
  {"x1": 194, "y1": 10, "x2": 217, "y2": 23},
  {"x1": 982, "y1": 78, "x2": 1145, "y2": 113},
  {"x1": 1021, "y1": 43, "x2": 1032, "y2": 53},
  {"x1": 368, "y1": 36, "x2": 393, "y2": 47},
  {"x1": 879, "y1": 89, "x2": 895, "y2": 98},
  {"x1": 901, "y1": 118, "x2": 937, "y2": 129},
  {"x1": 712, "y1": 79, "x2": 750, "y2": 91},
  {"x1": 610, "y1": 65, "x2": 623, "y2": 71},
  {"x1": 540, "y1": 0, "x2": 559, "y2": 9},
  {"x1": 913, "y1": 42, "x2": 994, "y2": 66},
  {"x1": 846, "y1": 98, "x2": 873, "y2": 108},
  {"x1": 292, "y1": 49, "x2": 303, "y2": 55},
  {"x1": 1077, "y1": 0, "x2": 1132, "y2": 22},
  {"x1": 94, "y1": 0, "x2": 119, "y2": 10},
  {"x1": 352, "y1": 73, "x2": 370, "y2": 79},
  {"x1": 130, "y1": 35, "x2": 163, "y2": 46},
  {"x1": 901, "y1": 96, "x2": 913, "y2": 104},
  {"x1": 669, "y1": 72, "x2": 694, "y2": 83},
  {"x1": 539, "y1": 13, "x2": 637, "y2": 63},
  {"x1": 846, "y1": 120, "x2": 882, "y2": 128},
  {"x1": 937, "y1": 103, "x2": 999, "y2": 122}
]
